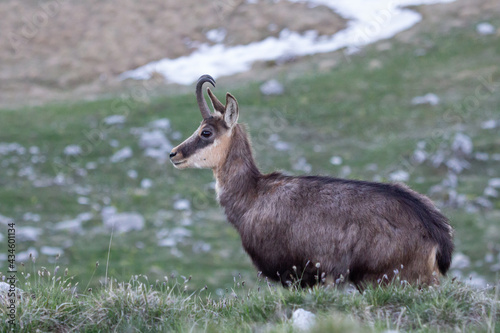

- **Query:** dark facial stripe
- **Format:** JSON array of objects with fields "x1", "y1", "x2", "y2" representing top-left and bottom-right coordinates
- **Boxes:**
[{"x1": 180, "y1": 135, "x2": 213, "y2": 159}]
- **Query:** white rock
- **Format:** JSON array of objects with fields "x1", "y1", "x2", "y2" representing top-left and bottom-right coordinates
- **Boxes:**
[
  {"x1": 110, "y1": 146, "x2": 133, "y2": 163},
  {"x1": 488, "y1": 178, "x2": 500, "y2": 188},
  {"x1": 127, "y1": 170, "x2": 138, "y2": 179},
  {"x1": 101, "y1": 206, "x2": 117, "y2": 220},
  {"x1": 149, "y1": 118, "x2": 171, "y2": 130},
  {"x1": 293, "y1": 157, "x2": 312, "y2": 173},
  {"x1": 451, "y1": 252, "x2": 470, "y2": 269},
  {"x1": 173, "y1": 199, "x2": 191, "y2": 211},
  {"x1": 411, "y1": 93, "x2": 440, "y2": 106},
  {"x1": 452, "y1": 133, "x2": 473, "y2": 155},
  {"x1": 389, "y1": 170, "x2": 409, "y2": 182},
  {"x1": 0, "y1": 142, "x2": 25, "y2": 155},
  {"x1": 481, "y1": 119, "x2": 497, "y2": 129},
  {"x1": 292, "y1": 309, "x2": 316, "y2": 331},
  {"x1": 206, "y1": 28, "x2": 227, "y2": 43},
  {"x1": 274, "y1": 141, "x2": 291, "y2": 151},
  {"x1": 139, "y1": 130, "x2": 171, "y2": 149},
  {"x1": 109, "y1": 139, "x2": 120, "y2": 148},
  {"x1": 170, "y1": 227, "x2": 192, "y2": 238},
  {"x1": 139, "y1": 130, "x2": 173, "y2": 163},
  {"x1": 474, "y1": 152, "x2": 489, "y2": 161},
  {"x1": 0, "y1": 282, "x2": 23, "y2": 294},
  {"x1": 17, "y1": 247, "x2": 38, "y2": 262},
  {"x1": 18, "y1": 227, "x2": 43, "y2": 242},
  {"x1": 103, "y1": 115, "x2": 126, "y2": 125},
  {"x1": 475, "y1": 197, "x2": 492, "y2": 209},
  {"x1": 0, "y1": 214, "x2": 13, "y2": 225},
  {"x1": 86, "y1": 161, "x2": 98, "y2": 170},
  {"x1": 55, "y1": 219, "x2": 83, "y2": 233},
  {"x1": 340, "y1": 165, "x2": 352, "y2": 177},
  {"x1": 476, "y1": 22, "x2": 496, "y2": 36},
  {"x1": 192, "y1": 241, "x2": 211, "y2": 253},
  {"x1": 445, "y1": 158, "x2": 470, "y2": 174},
  {"x1": 158, "y1": 237, "x2": 177, "y2": 247},
  {"x1": 40, "y1": 246, "x2": 63, "y2": 256},
  {"x1": 103, "y1": 212, "x2": 145, "y2": 233},
  {"x1": 141, "y1": 178, "x2": 153, "y2": 189},
  {"x1": 329, "y1": 156, "x2": 343, "y2": 165},
  {"x1": 63, "y1": 145, "x2": 82, "y2": 156},
  {"x1": 29, "y1": 146, "x2": 40, "y2": 154},
  {"x1": 412, "y1": 149, "x2": 427, "y2": 164},
  {"x1": 77, "y1": 197, "x2": 90, "y2": 205},
  {"x1": 260, "y1": 79, "x2": 284, "y2": 96}
]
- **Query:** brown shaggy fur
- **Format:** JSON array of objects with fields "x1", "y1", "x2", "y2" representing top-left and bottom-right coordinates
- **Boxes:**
[{"x1": 170, "y1": 76, "x2": 454, "y2": 289}]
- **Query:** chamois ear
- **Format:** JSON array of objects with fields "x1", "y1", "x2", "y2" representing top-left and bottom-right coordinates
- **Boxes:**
[
  {"x1": 207, "y1": 88, "x2": 225, "y2": 114},
  {"x1": 224, "y1": 93, "x2": 239, "y2": 128}
]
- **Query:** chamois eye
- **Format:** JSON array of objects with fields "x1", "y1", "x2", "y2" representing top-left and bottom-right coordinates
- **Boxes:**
[{"x1": 201, "y1": 130, "x2": 212, "y2": 138}]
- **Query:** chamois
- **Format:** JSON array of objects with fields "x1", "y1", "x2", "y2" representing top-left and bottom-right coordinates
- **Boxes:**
[{"x1": 169, "y1": 74, "x2": 454, "y2": 289}]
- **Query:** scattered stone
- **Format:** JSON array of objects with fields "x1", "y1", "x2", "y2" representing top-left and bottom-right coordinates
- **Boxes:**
[
  {"x1": 128, "y1": 170, "x2": 138, "y2": 179},
  {"x1": 389, "y1": 170, "x2": 409, "y2": 182},
  {"x1": 86, "y1": 161, "x2": 98, "y2": 170},
  {"x1": 475, "y1": 197, "x2": 493, "y2": 209},
  {"x1": 340, "y1": 165, "x2": 351, "y2": 177},
  {"x1": 445, "y1": 158, "x2": 470, "y2": 174},
  {"x1": 474, "y1": 152, "x2": 489, "y2": 161},
  {"x1": 192, "y1": 241, "x2": 211, "y2": 253},
  {"x1": 17, "y1": 247, "x2": 38, "y2": 262},
  {"x1": 0, "y1": 214, "x2": 13, "y2": 226},
  {"x1": 329, "y1": 156, "x2": 343, "y2": 165},
  {"x1": 109, "y1": 139, "x2": 120, "y2": 148},
  {"x1": 0, "y1": 282, "x2": 23, "y2": 294},
  {"x1": 452, "y1": 133, "x2": 473, "y2": 156},
  {"x1": 103, "y1": 114, "x2": 126, "y2": 125},
  {"x1": 476, "y1": 22, "x2": 496, "y2": 36},
  {"x1": 139, "y1": 130, "x2": 173, "y2": 163},
  {"x1": 292, "y1": 157, "x2": 312, "y2": 173},
  {"x1": 29, "y1": 146, "x2": 40, "y2": 154},
  {"x1": 488, "y1": 178, "x2": 500, "y2": 188},
  {"x1": 77, "y1": 197, "x2": 90, "y2": 205},
  {"x1": 40, "y1": 246, "x2": 63, "y2": 256},
  {"x1": 411, "y1": 93, "x2": 440, "y2": 106},
  {"x1": 141, "y1": 178, "x2": 153, "y2": 189},
  {"x1": 149, "y1": 118, "x2": 171, "y2": 130},
  {"x1": 451, "y1": 252, "x2": 470, "y2": 269},
  {"x1": 103, "y1": 211, "x2": 145, "y2": 233},
  {"x1": 412, "y1": 149, "x2": 427, "y2": 164},
  {"x1": 206, "y1": 28, "x2": 227, "y2": 43},
  {"x1": 18, "y1": 227, "x2": 43, "y2": 242},
  {"x1": 55, "y1": 219, "x2": 83, "y2": 233},
  {"x1": 63, "y1": 145, "x2": 82, "y2": 156},
  {"x1": 292, "y1": 309, "x2": 316, "y2": 331},
  {"x1": 173, "y1": 199, "x2": 191, "y2": 211},
  {"x1": 274, "y1": 141, "x2": 291, "y2": 151},
  {"x1": 23, "y1": 212, "x2": 41, "y2": 222},
  {"x1": 260, "y1": 79, "x2": 284, "y2": 96},
  {"x1": 110, "y1": 146, "x2": 133, "y2": 163},
  {"x1": 481, "y1": 119, "x2": 497, "y2": 129},
  {"x1": 0, "y1": 142, "x2": 25, "y2": 155}
]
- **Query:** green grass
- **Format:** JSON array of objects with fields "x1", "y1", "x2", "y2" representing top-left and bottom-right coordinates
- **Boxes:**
[
  {"x1": 0, "y1": 265, "x2": 498, "y2": 332},
  {"x1": 0, "y1": 13, "x2": 499, "y2": 330}
]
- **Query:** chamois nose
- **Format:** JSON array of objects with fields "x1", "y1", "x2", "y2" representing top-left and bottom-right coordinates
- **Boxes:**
[{"x1": 169, "y1": 151, "x2": 177, "y2": 158}]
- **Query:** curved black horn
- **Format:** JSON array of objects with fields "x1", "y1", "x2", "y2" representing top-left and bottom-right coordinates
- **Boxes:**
[{"x1": 196, "y1": 74, "x2": 216, "y2": 119}]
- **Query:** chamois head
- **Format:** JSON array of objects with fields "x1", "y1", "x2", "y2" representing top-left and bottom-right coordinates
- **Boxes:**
[{"x1": 169, "y1": 75, "x2": 239, "y2": 170}]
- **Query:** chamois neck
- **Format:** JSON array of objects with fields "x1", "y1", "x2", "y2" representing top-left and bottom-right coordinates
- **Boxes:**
[{"x1": 213, "y1": 124, "x2": 261, "y2": 227}]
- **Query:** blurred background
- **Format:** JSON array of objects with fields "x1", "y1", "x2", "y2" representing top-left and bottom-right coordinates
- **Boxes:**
[{"x1": 0, "y1": 0, "x2": 499, "y2": 292}]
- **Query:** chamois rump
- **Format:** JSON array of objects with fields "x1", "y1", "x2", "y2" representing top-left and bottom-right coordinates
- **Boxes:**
[{"x1": 169, "y1": 74, "x2": 454, "y2": 289}]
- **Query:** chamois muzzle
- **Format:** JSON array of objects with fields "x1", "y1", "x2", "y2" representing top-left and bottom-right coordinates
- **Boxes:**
[{"x1": 196, "y1": 74, "x2": 216, "y2": 119}]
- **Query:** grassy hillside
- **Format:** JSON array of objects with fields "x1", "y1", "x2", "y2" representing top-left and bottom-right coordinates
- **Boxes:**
[
  {"x1": 1, "y1": 269, "x2": 499, "y2": 332},
  {"x1": 0, "y1": 10, "x2": 499, "y2": 332}
]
